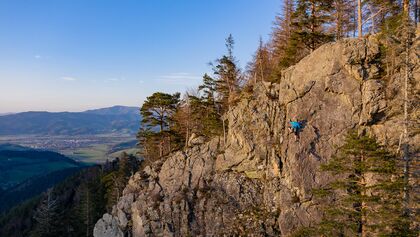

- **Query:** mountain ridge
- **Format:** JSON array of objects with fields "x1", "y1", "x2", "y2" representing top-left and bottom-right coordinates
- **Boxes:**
[{"x1": 0, "y1": 106, "x2": 140, "y2": 136}]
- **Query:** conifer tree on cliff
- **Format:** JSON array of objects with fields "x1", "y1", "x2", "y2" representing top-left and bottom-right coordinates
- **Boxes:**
[
  {"x1": 397, "y1": 0, "x2": 416, "y2": 226},
  {"x1": 271, "y1": 0, "x2": 294, "y2": 62},
  {"x1": 196, "y1": 73, "x2": 223, "y2": 136},
  {"x1": 248, "y1": 37, "x2": 272, "y2": 83},
  {"x1": 374, "y1": 1, "x2": 416, "y2": 221},
  {"x1": 292, "y1": 0, "x2": 334, "y2": 52},
  {"x1": 331, "y1": 0, "x2": 355, "y2": 39},
  {"x1": 211, "y1": 34, "x2": 241, "y2": 112},
  {"x1": 172, "y1": 82, "x2": 223, "y2": 143},
  {"x1": 274, "y1": 0, "x2": 334, "y2": 69},
  {"x1": 138, "y1": 92, "x2": 180, "y2": 159},
  {"x1": 293, "y1": 131, "x2": 415, "y2": 236}
]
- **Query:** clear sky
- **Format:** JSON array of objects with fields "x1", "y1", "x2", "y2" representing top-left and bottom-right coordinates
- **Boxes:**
[{"x1": 0, "y1": 0, "x2": 281, "y2": 113}]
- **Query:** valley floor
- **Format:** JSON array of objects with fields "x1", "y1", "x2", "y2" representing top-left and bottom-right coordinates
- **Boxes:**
[{"x1": 0, "y1": 134, "x2": 139, "y2": 163}]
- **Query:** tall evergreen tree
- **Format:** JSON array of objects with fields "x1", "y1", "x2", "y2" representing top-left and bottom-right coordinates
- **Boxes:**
[
  {"x1": 75, "y1": 175, "x2": 105, "y2": 237},
  {"x1": 292, "y1": 0, "x2": 334, "y2": 52},
  {"x1": 199, "y1": 73, "x2": 218, "y2": 102},
  {"x1": 271, "y1": 0, "x2": 295, "y2": 61},
  {"x1": 365, "y1": 0, "x2": 400, "y2": 34},
  {"x1": 211, "y1": 34, "x2": 241, "y2": 111},
  {"x1": 171, "y1": 74, "x2": 224, "y2": 140},
  {"x1": 274, "y1": 0, "x2": 335, "y2": 70},
  {"x1": 30, "y1": 190, "x2": 62, "y2": 237},
  {"x1": 248, "y1": 37, "x2": 273, "y2": 83},
  {"x1": 332, "y1": 0, "x2": 356, "y2": 39},
  {"x1": 138, "y1": 92, "x2": 181, "y2": 159},
  {"x1": 293, "y1": 131, "x2": 415, "y2": 236}
]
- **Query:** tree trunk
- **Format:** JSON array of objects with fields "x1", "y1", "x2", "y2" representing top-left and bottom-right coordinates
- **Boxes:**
[
  {"x1": 403, "y1": 0, "x2": 409, "y2": 14},
  {"x1": 335, "y1": 0, "x2": 342, "y2": 39},
  {"x1": 358, "y1": 0, "x2": 363, "y2": 38},
  {"x1": 369, "y1": 5, "x2": 375, "y2": 34},
  {"x1": 222, "y1": 118, "x2": 226, "y2": 147},
  {"x1": 360, "y1": 151, "x2": 366, "y2": 237},
  {"x1": 402, "y1": 19, "x2": 410, "y2": 214},
  {"x1": 310, "y1": 1, "x2": 316, "y2": 51},
  {"x1": 259, "y1": 58, "x2": 264, "y2": 82},
  {"x1": 185, "y1": 126, "x2": 189, "y2": 148},
  {"x1": 160, "y1": 120, "x2": 164, "y2": 157},
  {"x1": 86, "y1": 188, "x2": 90, "y2": 237}
]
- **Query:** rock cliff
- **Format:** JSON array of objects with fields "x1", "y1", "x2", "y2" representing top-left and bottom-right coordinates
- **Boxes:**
[{"x1": 94, "y1": 36, "x2": 419, "y2": 236}]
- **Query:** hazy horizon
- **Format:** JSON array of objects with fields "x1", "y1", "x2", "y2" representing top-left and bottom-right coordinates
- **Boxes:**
[
  {"x1": 0, "y1": 0, "x2": 280, "y2": 113},
  {"x1": 0, "y1": 104, "x2": 140, "y2": 114}
]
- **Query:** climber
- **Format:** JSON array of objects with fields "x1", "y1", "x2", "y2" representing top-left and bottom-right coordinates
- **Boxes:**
[{"x1": 289, "y1": 119, "x2": 302, "y2": 141}]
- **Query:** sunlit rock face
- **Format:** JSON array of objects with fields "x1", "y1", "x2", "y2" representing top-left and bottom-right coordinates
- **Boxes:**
[{"x1": 94, "y1": 36, "x2": 419, "y2": 237}]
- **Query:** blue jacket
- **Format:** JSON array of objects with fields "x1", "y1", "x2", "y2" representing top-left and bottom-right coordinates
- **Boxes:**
[{"x1": 290, "y1": 121, "x2": 302, "y2": 130}]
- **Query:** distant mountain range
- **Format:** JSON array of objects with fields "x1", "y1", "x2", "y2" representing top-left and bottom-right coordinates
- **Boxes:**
[{"x1": 0, "y1": 106, "x2": 140, "y2": 136}]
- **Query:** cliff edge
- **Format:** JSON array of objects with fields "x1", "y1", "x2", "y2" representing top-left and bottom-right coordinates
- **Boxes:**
[{"x1": 94, "y1": 36, "x2": 419, "y2": 237}]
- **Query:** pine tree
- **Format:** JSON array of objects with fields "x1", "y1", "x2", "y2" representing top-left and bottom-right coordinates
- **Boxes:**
[
  {"x1": 272, "y1": 0, "x2": 307, "y2": 70},
  {"x1": 274, "y1": 0, "x2": 335, "y2": 70},
  {"x1": 101, "y1": 153, "x2": 140, "y2": 211},
  {"x1": 211, "y1": 34, "x2": 241, "y2": 111},
  {"x1": 78, "y1": 183, "x2": 94, "y2": 237},
  {"x1": 331, "y1": 0, "x2": 356, "y2": 39},
  {"x1": 172, "y1": 88, "x2": 222, "y2": 144},
  {"x1": 137, "y1": 126, "x2": 159, "y2": 161},
  {"x1": 271, "y1": 0, "x2": 294, "y2": 61},
  {"x1": 294, "y1": 131, "x2": 416, "y2": 236},
  {"x1": 76, "y1": 175, "x2": 105, "y2": 237},
  {"x1": 199, "y1": 73, "x2": 218, "y2": 102},
  {"x1": 247, "y1": 37, "x2": 272, "y2": 83},
  {"x1": 377, "y1": 3, "x2": 416, "y2": 221},
  {"x1": 198, "y1": 74, "x2": 224, "y2": 136},
  {"x1": 398, "y1": 0, "x2": 416, "y2": 226},
  {"x1": 365, "y1": 0, "x2": 400, "y2": 34},
  {"x1": 292, "y1": 0, "x2": 334, "y2": 52},
  {"x1": 171, "y1": 74, "x2": 224, "y2": 140},
  {"x1": 30, "y1": 190, "x2": 62, "y2": 237},
  {"x1": 138, "y1": 92, "x2": 181, "y2": 159}
]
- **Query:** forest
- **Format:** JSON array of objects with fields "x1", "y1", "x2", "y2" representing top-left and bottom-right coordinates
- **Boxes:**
[{"x1": 0, "y1": 153, "x2": 140, "y2": 237}]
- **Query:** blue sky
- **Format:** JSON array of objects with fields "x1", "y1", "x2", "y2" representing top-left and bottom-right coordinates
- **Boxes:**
[{"x1": 0, "y1": 0, "x2": 280, "y2": 113}]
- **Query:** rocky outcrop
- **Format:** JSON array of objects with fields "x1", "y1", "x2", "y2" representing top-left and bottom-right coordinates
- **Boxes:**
[{"x1": 94, "y1": 36, "x2": 419, "y2": 236}]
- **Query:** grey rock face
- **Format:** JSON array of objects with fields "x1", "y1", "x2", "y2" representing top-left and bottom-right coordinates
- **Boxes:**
[
  {"x1": 93, "y1": 214, "x2": 124, "y2": 237},
  {"x1": 94, "y1": 37, "x2": 419, "y2": 237}
]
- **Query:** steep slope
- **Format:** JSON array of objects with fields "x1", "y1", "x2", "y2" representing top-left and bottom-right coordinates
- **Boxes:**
[
  {"x1": 0, "y1": 148, "x2": 82, "y2": 189},
  {"x1": 0, "y1": 106, "x2": 140, "y2": 135},
  {"x1": 0, "y1": 167, "x2": 82, "y2": 213},
  {"x1": 0, "y1": 146, "x2": 86, "y2": 213},
  {"x1": 94, "y1": 37, "x2": 419, "y2": 236}
]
